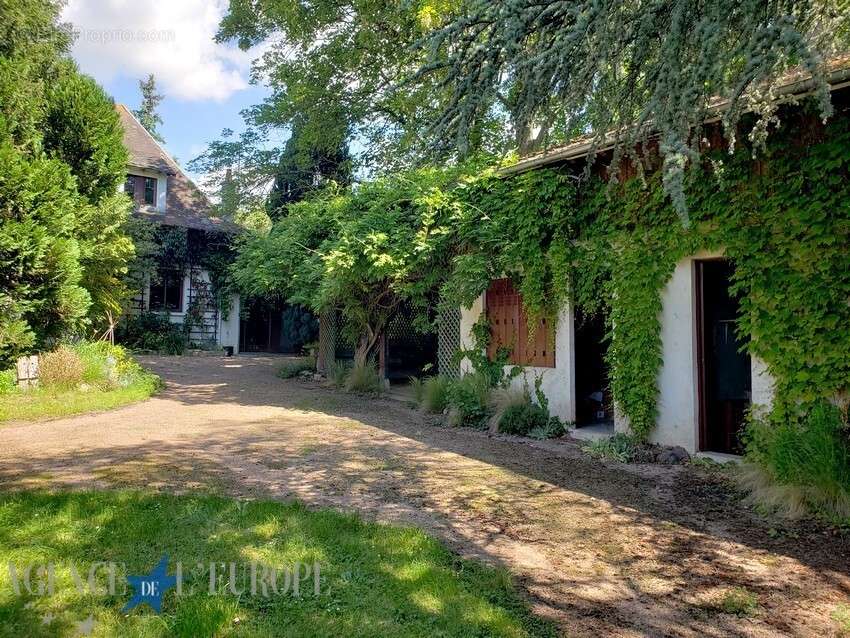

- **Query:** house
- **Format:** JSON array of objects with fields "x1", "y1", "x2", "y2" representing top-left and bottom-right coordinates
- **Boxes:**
[
  {"x1": 116, "y1": 104, "x2": 241, "y2": 352},
  {"x1": 459, "y1": 63, "x2": 850, "y2": 457}
]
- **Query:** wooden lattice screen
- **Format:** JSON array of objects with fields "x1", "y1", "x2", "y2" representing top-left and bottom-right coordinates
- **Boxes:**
[{"x1": 486, "y1": 278, "x2": 555, "y2": 368}]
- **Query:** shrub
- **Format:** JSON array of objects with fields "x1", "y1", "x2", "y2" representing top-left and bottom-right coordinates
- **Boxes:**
[
  {"x1": 328, "y1": 360, "x2": 351, "y2": 389},
  {"x1": 497, "y1": 402, "x2": 550, "y2": 436},
  {"x1": 488, "y1": 383, "x2": 557, "y2": 437},
  {"x1": 0, "y1": 369, "x2": 16, "y2": 395},
  {"x1": 38, "y1": 346, "x2": 85, "y2": 389},
  {"x1": 742, "y1": 401, "x2": 850, "y2": 522},
  {"x1": 345, "y1": 362, "x2": 384, "y2": 394},
  {"x1": 68, "y1": 341, "x2": 155, "y2": 390},
  {"x1": 419, "y1": 376, "x2": 453, "y2": 414},
  {"x1": 446, "y1": 373, "x2": 491, "y2": 428},
  {"x1": 278, "y1": 357, "x2": 316, "y2": 379},
  {"x1": 528, "y1": 418, "x2": 568, "y2": 440},
  {"x1": 116, "y1": 312, "x2": 186, "y2": 355},
  {"x1": 583, "y1": 432, "x2": 638, "y2": 463}
]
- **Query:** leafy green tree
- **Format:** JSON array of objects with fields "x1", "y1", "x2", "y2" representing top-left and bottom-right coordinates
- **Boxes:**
[
  {"x1": 216, "y1": 1, "x2": 466, "y2": 169},
  {"x1": 266, "y1": 117, "x2": 352, "y2": 218},
  {"x1": 196, "y1": 0, "x2": 504, "y2": 205},
  {"x1": 0, "y1": 0, "x2": 134, "y2": 364},
  {"x1": 133, "y1": 73, "x2": 165, "y2": 143},
  {"x1": 232, "y1": 168, "x2": 459, "y2": 365},
  {"x1": 419, "y1": 0, "x2": 849, "y2": 215}
]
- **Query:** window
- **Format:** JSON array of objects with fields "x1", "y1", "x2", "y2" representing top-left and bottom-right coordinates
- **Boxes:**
[
  {"x1": 149, "y1": 268, "x2": 183, "y2": 312},
  {"x1": 124, "y1": 175, "x2": 136, "y2": 199},
  {"x1": 486, "y1": 278, "x2": 555, "y2": 368},
  {"x1": 124, "y1": 174, "x2": 159, "y2": 208},
  {"x1": 144, "y1": 177, "x2": 156, "y2": 205}
]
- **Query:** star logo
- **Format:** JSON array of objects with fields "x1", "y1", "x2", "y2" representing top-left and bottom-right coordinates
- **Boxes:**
[
  {"x1": 123, "y1": 555, "x2": 177, "y2": 614},
  {"x1": 74, "y1": 614, "x2": 96, "y2": 636}
]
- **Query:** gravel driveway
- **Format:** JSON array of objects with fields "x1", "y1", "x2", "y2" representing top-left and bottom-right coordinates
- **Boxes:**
[{"x1": 1, "y1": 355, "x2": 847, "y2": 637}]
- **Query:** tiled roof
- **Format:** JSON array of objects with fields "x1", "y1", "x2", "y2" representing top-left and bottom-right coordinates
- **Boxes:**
[{"x1": 115, "y1": 104, "x2": 240, "y2": 234}]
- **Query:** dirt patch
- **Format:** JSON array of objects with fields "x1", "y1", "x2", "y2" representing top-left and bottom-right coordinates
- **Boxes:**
[{"x1": 0, "y1": 355, "x2": 847, "y2": 636}]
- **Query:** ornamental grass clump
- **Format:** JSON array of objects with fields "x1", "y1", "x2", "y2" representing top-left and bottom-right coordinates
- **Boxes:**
[
  {"x1": 344, "y1": 362, "x2": 384, "y2": 395},
  {"x1": 742, "y1": 401, "x2": 850, "y2": 523},
  {"x1": 418, "y1": 375, "x2": 453, "y2": 414},
  {"x1": 38, "y1": 346, "x2": 85, "y2": 389}
]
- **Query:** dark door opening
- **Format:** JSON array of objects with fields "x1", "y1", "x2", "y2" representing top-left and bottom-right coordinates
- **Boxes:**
[
  {"x1": 239, "y1": 298, "x2": 318, "y2": 354},
  {"x1": 697, "y1": 260, "x2": 752, "y2": 454},
  {"x1": 574, "y1": 309, "x2": 612, "y2": 427},
  {"x1": 382, "y1": 312, "x2": 438, "y2": 384}
]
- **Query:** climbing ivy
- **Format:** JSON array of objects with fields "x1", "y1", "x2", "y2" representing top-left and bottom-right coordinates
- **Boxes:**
[{"x1": 444, "y1": 100, "x2": 850, "y2": 441}]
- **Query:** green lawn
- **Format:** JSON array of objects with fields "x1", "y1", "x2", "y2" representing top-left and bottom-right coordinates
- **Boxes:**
[
  {"x1": 0, "y1": 491, "x2": 554, "y2": 637},
  {"x1": 0, "y1": 375, "x2": 160, "y2": 423}
]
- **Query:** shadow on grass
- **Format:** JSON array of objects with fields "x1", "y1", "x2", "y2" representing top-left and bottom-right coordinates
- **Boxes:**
[
  {"x1": 0, "y1": 490, "x2": 555, "y2": 637},
  {"x1": 1, "y1": 354, "x2": 848, "y2": 636}
]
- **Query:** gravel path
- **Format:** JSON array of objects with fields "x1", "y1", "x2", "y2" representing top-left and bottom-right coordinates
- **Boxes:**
[{"x1": 1, "y1": 355, "x2": 847, "y2": 637}]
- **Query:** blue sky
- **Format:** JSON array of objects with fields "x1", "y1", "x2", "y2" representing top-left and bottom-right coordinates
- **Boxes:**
[
  {"x1": 61, "y1": 0, "x2": 274, "y2": 186},
  {"x1": 98, "y1": 75, "x2": 268, "y2": 172}
]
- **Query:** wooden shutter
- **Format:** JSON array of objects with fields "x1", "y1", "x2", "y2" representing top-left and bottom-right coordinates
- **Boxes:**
[{"x1": 485, "y1": 278, "x2": 554, "y2": 368}]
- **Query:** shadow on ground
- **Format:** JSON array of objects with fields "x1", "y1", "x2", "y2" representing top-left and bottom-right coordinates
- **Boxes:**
[{"x1": 0, "y1": 354, "x2": 847, "y2": 637}]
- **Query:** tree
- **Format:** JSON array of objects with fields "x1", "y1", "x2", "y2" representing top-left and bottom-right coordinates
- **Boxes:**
[
  {"x1": 133, "y1": 73, "x2": 165, "y2": 143},
  {"x1": 419, "y1": 0, "x2": 849, "y2": 215},
  {"x1": 232, "y1": 168, "x2": 460, "y2": 366},
  {"x1": 265, "y1": 117, "x2": 352, "y2": 218},
  {"x1": 0, "y1": 0, "x2": 134, "y2": 365}
]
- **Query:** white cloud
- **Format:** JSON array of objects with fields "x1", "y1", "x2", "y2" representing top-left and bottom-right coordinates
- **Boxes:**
[{"x1": 62, "y1": 0, "x2": 256, "y2": 101}]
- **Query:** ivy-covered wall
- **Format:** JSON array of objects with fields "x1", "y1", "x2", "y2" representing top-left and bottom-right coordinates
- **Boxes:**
[{"x1": 448, "y1": 95, "x2": 850, "y2": 443}]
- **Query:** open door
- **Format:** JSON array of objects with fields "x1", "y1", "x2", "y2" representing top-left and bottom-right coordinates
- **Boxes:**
[
  {"x1": 574, "y1": 308, "x2": 612, "y2": 427},
  {"x1": 696, "y1": 260, "x2": 752, "y2": 454}
]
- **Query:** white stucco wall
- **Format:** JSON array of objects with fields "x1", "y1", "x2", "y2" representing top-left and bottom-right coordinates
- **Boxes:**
[
  {"x1": 143, "y1": 268, "x2": 240, "y2": 350},
  {"x1": 651, "y1": 253, "x2": 704, "y2": 450},
  {"x1": 650, "y1": 250, "x2": 776, "y2": 453},
  {"x1": 218, "y1": 293, "x2": 241, "y2": 353},
  {"x1": 459, "y1": 295, "x2": 576, "y2": 422}
]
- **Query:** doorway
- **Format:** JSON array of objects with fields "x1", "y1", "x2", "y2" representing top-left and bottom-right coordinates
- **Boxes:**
[
  {"x1": 574, "y1": 309, "x2": 612, "y2": 427},
  {"x1": 239, "y1": 298, "x2": 318, "y2": 354},
  {"x1": 696, "y1": 260, "x2": 752, "y2": 454}
]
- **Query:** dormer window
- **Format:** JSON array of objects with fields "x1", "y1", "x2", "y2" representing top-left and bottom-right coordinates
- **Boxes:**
[{"x1": 125, "y1": 174, "x2": 159, "y2": 207}]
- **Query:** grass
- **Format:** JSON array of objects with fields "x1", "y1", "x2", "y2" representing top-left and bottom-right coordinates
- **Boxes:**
[
  {"x1": 0, "y1": 342, "x2": 160, "y2": 424},
  {"x1": 742, "y1": 401, "x2": 850, "y2": 525},
  {"x1": 276, "y1": 357, "x2": 316, "y2": 379},
  {"x1": 0, "y1": 490, "x2": 554, "y2": 637},
  {"x1": 833, "y1": 603, "x2": 850, "y2": 636},
  {"x1": 344, "y1": 362, "x2": 384, "y2": 394},
  {"x1": 0, "y1": 380, "x2": 160, "y2": 422},
  {"x1": 711, "y1": 587, "x2": 760, "y2": 617}
]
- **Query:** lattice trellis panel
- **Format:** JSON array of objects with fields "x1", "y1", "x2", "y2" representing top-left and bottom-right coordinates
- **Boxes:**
[
  {"x1": 186, "y1": 268, "x2": 218, "y2": 346},
  {"x1": 316, "y1": 311, "x2": 337, "y2": 373},
  {"x1": 437, "y1": 307, "x2": 461, "y2": 379}
]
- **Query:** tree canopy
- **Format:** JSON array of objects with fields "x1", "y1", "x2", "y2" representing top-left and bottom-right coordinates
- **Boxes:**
[
  {"x1": 232, "y1": 167, "x2": 462, "y2": 364},
  {"x1": 0, "y1": 0, "x2": 133, "y2": 365},
  {"x1": 419, "y1": 0, "x2": 850, "y2": 214}
]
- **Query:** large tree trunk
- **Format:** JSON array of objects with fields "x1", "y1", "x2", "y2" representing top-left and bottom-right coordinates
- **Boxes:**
[{"x1": 353, "y1": 326, "x2": 381, "y2": 368}]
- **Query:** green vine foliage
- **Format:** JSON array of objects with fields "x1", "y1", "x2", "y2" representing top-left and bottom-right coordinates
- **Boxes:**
[
  {"x1": 444, "y1": 99, "x2": 849, "y2": 441},
  {"x1": 124, "y1": 221, "x2": 236, "y2": 318}
]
